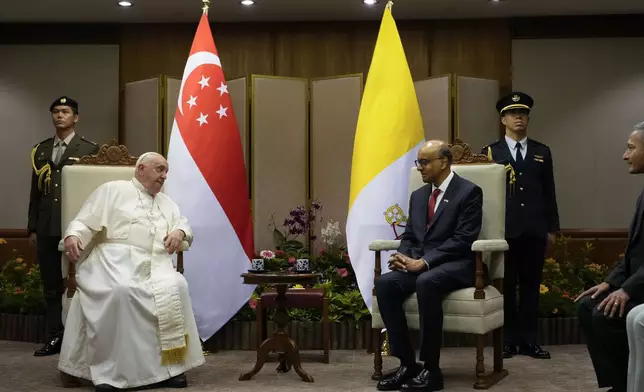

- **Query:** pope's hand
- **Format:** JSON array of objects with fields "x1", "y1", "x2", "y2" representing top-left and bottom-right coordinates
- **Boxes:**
[
  {"x1": 64, "y1": 235, "x2": 83, "y2": 263},
  {"x1": 164, "y1": 230, "x2": 185, "y2": 255}
]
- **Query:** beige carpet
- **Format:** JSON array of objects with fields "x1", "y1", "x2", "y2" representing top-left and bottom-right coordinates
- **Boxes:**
[{"x1": 1, "y1": 341, "x2": 607, "y2": 392}]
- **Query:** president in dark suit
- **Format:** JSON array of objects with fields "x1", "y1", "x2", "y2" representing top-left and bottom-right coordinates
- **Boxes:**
[
  {"x1": 28, "y1": 97, "x2": 99, "y2": 357},
  {"x1": 576, "y1": 122, "x2": 644, "y2": 392},
  {"x1": 482, "y1": 92, "x2": 560, "y2": 360},
  {"x1": 374, "y1": 140, "x2": 483, "y2": 392}
]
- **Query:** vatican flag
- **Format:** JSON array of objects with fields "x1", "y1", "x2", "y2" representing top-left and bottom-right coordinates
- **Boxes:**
[{"x1": 346, "y1": 2, "x2": 425, "y2": 311}]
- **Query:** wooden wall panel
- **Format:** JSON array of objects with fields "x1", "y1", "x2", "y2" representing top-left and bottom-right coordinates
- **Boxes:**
[
  {"x1": 309, "y1": 75, "x2": 363, "y2": 245},
  {"x1": 250, "y1": 76, "x2": 308, "y2": 251}
]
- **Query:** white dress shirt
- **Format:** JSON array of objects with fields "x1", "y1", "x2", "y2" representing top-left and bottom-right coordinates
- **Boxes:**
[
  {"x1": 505, "y1": 134, "x2": 527, "y2": 161},
  {"x1": 52, "y1": 131, "x2": 76, "y2": 164},
  {"x1": 430, "y1": 170, "x2": 455, "y2": 213}
]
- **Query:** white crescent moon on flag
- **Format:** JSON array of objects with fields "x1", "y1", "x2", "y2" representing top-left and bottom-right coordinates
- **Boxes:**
[{"x1": 177, "y1": 51, "x2": 221, "y2": 116}]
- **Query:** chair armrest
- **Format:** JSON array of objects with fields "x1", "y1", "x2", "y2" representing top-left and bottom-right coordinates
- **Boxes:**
[
  {"x1": 59, "y1": 239, "x2": 190, "y2": 252},
  {"x1": 180, "y1": 240, "x2": 190, "y2": 252},
  {"x1": 471, "y1": 239, "x2": 509, "y2": 252},
  {"x1": 369, "y1": 240, "x2": 401, "y2": 251}
]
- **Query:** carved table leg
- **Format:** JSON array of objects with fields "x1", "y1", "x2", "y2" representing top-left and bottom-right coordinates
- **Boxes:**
[
  {"x1": 284, "y1": 336, "x2": 314, "y2": 382},
  {"x1": 240, "y1": 284, "x2": 314, "y2": 382},
  {"x1": 239, "y1": 338, "x2": 275, "y2": 381}
]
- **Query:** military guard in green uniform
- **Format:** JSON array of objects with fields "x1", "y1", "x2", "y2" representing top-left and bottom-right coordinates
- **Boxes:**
[
  {"x1": 28, "y1": 96, "x2": 99, "y2": 356},
  {"x1": 482, "y1": 92, "x2": 560, "y2": 360}
]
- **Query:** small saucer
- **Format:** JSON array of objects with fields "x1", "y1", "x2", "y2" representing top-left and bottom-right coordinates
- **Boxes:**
[{"x1": 247, "y1": 269, "x2": 265, "y2": 274}]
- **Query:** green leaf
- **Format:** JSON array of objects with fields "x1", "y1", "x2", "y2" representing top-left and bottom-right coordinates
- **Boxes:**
[{"x1": 273, "y1": 228, "x2": 286, "y2": 247}]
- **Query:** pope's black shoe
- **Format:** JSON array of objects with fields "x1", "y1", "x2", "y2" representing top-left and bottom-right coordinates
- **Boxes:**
[
  {"x1": 401, "y1": 368, "x2": 444, "y2": 391},
  {"x1": 34, "y1": 336, "x2": 62, "y2": 356},
  {"x1": 161, "y1": 373, "x2": 188, "y2": 388},
  {"x1": 503, "y1": 344, "x2": 517, "y2": 358},
  {"x1": 518, "y1": 344, "x2": 551, "y2": 359},
  {"x1": 94, "y1": 384, "x2": 119, "y2": 391},
  {"x1": 376, "y1": 364, "x2": 421, "y2": 391}
]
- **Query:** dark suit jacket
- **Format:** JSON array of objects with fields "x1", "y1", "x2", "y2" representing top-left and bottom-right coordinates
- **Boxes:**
[
  {"x1": 482, "y1": 138, "x2": 559, "y2": 239},
  {"x1": 606, "y1": 188, "x2": 644, "y2": 303},
  {"x1": 397, "y1": 173, "x2": 483, "y2": 285},
  {"x1": 28, "y1": 134, "x2": 99, "y2": 237}
]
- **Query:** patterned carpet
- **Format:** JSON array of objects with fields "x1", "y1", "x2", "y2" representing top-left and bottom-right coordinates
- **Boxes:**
[{"x1": 1, "y1": 341, "x2": 608, "y2": 392}]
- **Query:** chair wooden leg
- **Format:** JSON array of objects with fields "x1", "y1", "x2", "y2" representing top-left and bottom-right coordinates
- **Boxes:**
[
  {"x1": 473, "y1": 329, "x2": 508, "y2": 389},
  {"x1": 323, "y1": 298, "x2": 330, "y2": 364},
  {"x1": 372, "y1": 328, "x2": 383, "y2": 380}
]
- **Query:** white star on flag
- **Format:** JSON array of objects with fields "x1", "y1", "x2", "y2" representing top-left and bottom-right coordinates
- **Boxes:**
[
  {"x1": 186, "y1": 95, "x2": 197, "y2": 108},
  {"x1": 197, "y1": 112, "x2": 208, "y2": 126},
  {"x1": 216, "y1": 105, "x2": 228, "y2": 119},
  {"x1": 198, "y1": 75, "x2": 210, "y2": 89},
  {"x1": 216, "y1": 81, "x2": 228, "y2": 96}
]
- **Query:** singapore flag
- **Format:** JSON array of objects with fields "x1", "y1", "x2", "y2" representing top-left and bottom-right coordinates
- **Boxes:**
[{"x1": 164, "y1": 12, "x2": 254, "y2": 340}]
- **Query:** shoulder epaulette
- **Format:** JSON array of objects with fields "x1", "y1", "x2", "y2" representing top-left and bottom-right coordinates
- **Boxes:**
[
  {"x1": 80, "y1": 136, "x2": 98, "y2": 146},
  {"x1": 482, "y1": 139, "x2": 500, "y2": 149},
  {"x1": 34, "y1": 137, "x2": 52, "y2": 148},
  {"x1": 529, "y1": 138, "x2": 548, "y2": 148}
]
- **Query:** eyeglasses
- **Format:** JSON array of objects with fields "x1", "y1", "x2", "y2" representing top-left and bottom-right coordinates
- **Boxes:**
[{"x1": 414, "y1": 157, "x2": 443, "y2": 168}]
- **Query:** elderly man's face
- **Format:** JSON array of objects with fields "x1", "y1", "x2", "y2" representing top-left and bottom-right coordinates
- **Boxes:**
[
  {"x1": 415, "y1": 148, "x2": 446, "y2": 184},
  {"x1": 624, "y1": 130, "x2": 644, "y2": 174},
  {"x1": 137, "y1": 155, "x2": 168, "y2": 195}
]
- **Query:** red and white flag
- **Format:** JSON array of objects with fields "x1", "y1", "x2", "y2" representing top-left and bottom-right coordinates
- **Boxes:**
[{"x1": 164, "y1": 13, "x2": 255, "y2": 340}]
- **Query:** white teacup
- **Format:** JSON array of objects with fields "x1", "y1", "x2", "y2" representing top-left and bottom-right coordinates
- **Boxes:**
[
  {"x1": 295, "y1": 258, "x2": 309, "y2": 272},
  {"x1": 251, "y1": 258, "x2": 264, "y2": 272}
]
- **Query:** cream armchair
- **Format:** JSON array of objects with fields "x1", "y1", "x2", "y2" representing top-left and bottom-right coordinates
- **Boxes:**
[
  {"x1": 57, "y1": 140, "x2": 189, "y2": 324},
  {"x1": 369, "y1": 140, "x2": 509, "y2": 389}
]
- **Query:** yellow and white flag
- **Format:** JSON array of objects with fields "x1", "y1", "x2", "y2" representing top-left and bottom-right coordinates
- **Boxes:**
[{"x1": 346, "y1": 2, "x2": 425, "y2": 311}]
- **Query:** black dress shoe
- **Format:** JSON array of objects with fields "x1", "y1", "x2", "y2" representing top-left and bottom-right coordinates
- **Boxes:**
[
  {"x1": 503, "y1": 344, "x2": 517, "y2": 359},
  {"x1": 377, "y1": 364, "x2": 421, "y2": 391},
  {"x1": 401, "y1": 369, "x2": 444, "y2": 391},
  {"x1": 34, "y1": 337, "x2": 62, "y2": 356},
  {"x1": 518, "y1": 344, "x2": 550, "y2": 359},
  {"x1": 95, "y1": 384, "x2": 120, "y2": 391},
  {"x1": 161, "y1": 373, "x2": 187, "y2": 388}
]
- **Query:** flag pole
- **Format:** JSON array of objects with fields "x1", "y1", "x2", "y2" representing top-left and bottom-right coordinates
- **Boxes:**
[{"x1": 199, "y1": 0, "x2": 213, "y2": 358}]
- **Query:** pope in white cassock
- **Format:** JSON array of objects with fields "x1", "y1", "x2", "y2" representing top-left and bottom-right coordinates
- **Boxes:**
[{"x1": 57, "y1": 152, "x2": 205, "y2": 392}]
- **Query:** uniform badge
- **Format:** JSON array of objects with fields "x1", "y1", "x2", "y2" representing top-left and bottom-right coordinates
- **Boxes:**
[
  {"x1": 512, "y1": 95, "x2": 520, "y2": 102},
  {"x1": 60, "y1": 98, "x2": 67, "y2": 104}
]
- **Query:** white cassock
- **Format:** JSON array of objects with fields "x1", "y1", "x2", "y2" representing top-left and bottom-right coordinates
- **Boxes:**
[{"x1": 58, "y1": 178, "x2": 205, "y2": 389}]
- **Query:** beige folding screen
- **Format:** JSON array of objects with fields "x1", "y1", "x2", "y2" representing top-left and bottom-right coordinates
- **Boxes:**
[
  {"x1": 414, "y1": 74, "x2": 500, "y2": 151},
  {"x1": 124, "y1": 73, "x2": 499, "y2": 251},
  {"x1": 123, "y1": 75, "x2": 249, "y2": 160},
  {"x1": 309, "y1": 74, "x2": 363, "y2": 249},
  {"x1": 250, "y1": 76, "x2": 309, "y2": 251},
  {"x1": 454, "y1": 76, "x2": 500, "y2": 152},
  {"x1": 123, "y1": 77, "x2": 163, "y2": 156}
]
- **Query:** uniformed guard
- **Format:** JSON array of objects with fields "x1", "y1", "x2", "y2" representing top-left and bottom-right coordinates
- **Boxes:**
[
  {"x1": 28, "y1": 96, "x2": 99, "y2": 357},
  {"x1": 482, "y1": 92, "x2": 560, "y2": 360}
]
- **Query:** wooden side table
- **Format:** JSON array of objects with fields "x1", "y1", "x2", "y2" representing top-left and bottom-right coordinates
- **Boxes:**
[{"x1": 238, "y1": 272, "x2": 321, "y2": 383}]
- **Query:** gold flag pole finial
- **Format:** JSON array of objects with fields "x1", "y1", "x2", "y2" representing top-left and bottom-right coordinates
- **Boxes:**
[
  {"x1": 202, "y1": 0, "x2": 211, "y2": 14},
  {"x1": 386, "y1": 0, "x2": 393, "y2": 10}
]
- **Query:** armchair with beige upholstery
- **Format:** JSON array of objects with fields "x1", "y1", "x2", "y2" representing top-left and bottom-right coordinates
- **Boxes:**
[
  {"x1": 369, "y1": 140, "x2": 509, "y2": 389},
  {"x1": 58, "y1": 140, "x2": 189, "y2": 324}
]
